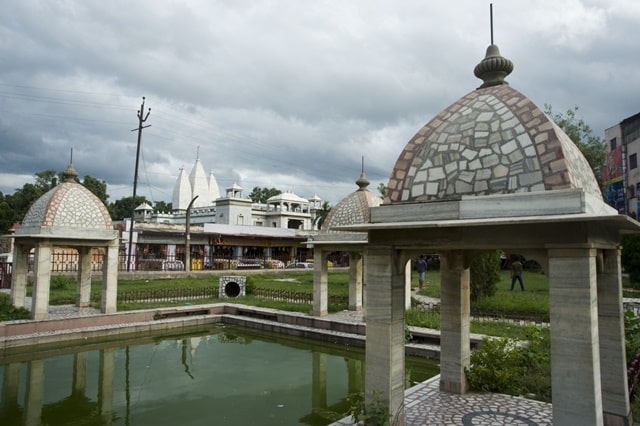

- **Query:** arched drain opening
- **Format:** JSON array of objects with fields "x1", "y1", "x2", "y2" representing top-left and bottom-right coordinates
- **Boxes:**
[
  {"x1": 219, "y1": 276, "x2": 246, "y2": 299},
  {"x1": 224, "y1": 281, "x2": 241, "y2": 298}
]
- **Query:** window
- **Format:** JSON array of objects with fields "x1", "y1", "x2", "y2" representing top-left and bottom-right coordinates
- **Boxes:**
[
  {"x1": 631, "y1": 153, "x2": 638, "y2": 170},
  {"x1": 610, "y1": 137, "x2": 617, "y2": 151}
]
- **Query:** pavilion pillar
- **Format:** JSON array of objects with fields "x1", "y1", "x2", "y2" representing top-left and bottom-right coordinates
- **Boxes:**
[
  {"x1": 32, "y1": 243, "x2": 52, "y2": 320},
  {"x1": 73, "y1": 351, "x2": 88, "y2": 395},
  {"x1": 101, "y1": 241, "x2": 118, "y2": 314},
  {"x1": 76, "y1": 247, "x2": 92, "y2": 307},
  {"x1": 597, "y1": 249, "x2": 632, "y2": 426},
  {"x1": 348, "y1": 251, "x2": 363, "y2": 311},
  {"x1": 99, "y1": 347, "x2": 115, "y2": 424},
  {"x1": 1, "y1": 362, "x2": 21, "y2": 417},
  {"x1": 10, "y1": 243, "x2": 29, "y2": 308},
  {"x1": 312, "y1": 352, "x2": 328, "y2": 412},
  {"x1": 312, "y1": 249, "x2": 328, "y2": 316},
  {"x1": 439, "y1": 250, "x2": 470, "y2": 394},
  {"x1": 24, "y1": 359, "x2": 44, "y2": 426},
  {"x1": 549, "y1": 248, "x2": 603, "y2": 426},
  {"x1": 365, "y1": 246, "x2": 405, "y2": 424},
  {"x1": 404, "y1": 260, "x2": 412, "y2": 310}
]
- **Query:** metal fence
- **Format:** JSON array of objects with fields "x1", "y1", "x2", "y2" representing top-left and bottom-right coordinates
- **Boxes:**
[
  {"x1": 116, "y1": 286, "x2": 349, "y2": 307},
  {"x1": 24, "y1": 253, "x2": 300, "y2": 273},
  {"x1": 0, "y1": 262, "x2": 11, "y2": 289}
]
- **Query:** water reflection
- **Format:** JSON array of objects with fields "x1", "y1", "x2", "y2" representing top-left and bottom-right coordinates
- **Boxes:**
[{"x1": 0, "y1": 325, "x2": 438, "y2": 425}]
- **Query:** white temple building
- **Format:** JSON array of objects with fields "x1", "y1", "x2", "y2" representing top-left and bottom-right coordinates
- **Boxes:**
[{"x1": 134, "y1": 153, "x2": 323, "y2": 231}]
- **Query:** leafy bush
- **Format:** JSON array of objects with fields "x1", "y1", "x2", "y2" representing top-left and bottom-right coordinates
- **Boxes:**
[
  {"x1": 51, "y1": 274, "x2": 75, "y2": 290},
  {"x1": 348, "y1": 389, "x2": 390, "y2": 426},
  {"x1": 470, "y1": 251, "x2": 501, "y2": 302},
  {"x1": 465, "y1": 325, "x2": 551, "y2": 402},
  {"x1": 0, "y1": 292, "x2": 30, "y2": 321},
  {"x1": 622, "y1": 234, "x2": 640, "y2": 286}
]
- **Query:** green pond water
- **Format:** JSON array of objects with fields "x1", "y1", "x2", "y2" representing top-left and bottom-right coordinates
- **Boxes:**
[{"x1": 0, "y1": 324, "x2": 439, "y2": 425}]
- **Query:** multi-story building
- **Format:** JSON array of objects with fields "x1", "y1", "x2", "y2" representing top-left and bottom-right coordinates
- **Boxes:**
[
  {"x1": 603, "y1": 112, "x2": 640, "y2": 218},
  {"x1": 123, "y1": 153, "x2": 325, "y2": 270}
]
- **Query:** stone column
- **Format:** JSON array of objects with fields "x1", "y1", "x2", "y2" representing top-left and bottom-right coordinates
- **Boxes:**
[
  {"x1": 24, "y1": 359, "x2": 44, "y2": 426},
  {"x1": 312, "y1": 249, "x2": 328, "y2": 316},
  {"x1": 73, "y1": 351, "x2": 89, "y2": 395},
  {"x1": 312, "y1": 352, "x2": 327, "y2": 411},
  {"x1": 101, "y1": 241, "x2": 119, "y2": 314},
  {"x1": 99, "y1": 347, "x2": 115, "y2": 425},
  {"x1": 549, "y1": 248, "x2": 603, "y2": 425},
  {"x1": 10, "y1": 243, "x2": 29, "y2": 308},
  {"x1": 77, "y1": 247, "x2": 92, "y2": 307},
  {"x1": 597, "y1": 249, "x2": 632, "y2": 426},
  {"x1": 439, "y1": 250, "x2": 470, "y2": 394},
  {"x1": 347, "y1": 358, "x2": 364, "y2": 395},
  {"x1": 405, "y1": 260, "x2": 412, "y2": 310},
  {"x1": 348, "y1": 251, "x2": 363, "y2": 311},
  {"x1": 0, "y1": 362, "x2": 21, "y2": 417},
  {"x1": 32, "y1": 243, "x2": 52, "y2": 320},
  {"x1": 365, "y1": 246, "x2": 405, "y2": 424}
]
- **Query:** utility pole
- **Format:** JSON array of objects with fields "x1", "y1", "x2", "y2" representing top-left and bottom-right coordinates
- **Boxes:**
[
  {"x1": 184, "y1": 195, "x2": 199, "y2": 272},
  {"x1": 127, "y1": 97, "x2": 151, "y2": 272}
]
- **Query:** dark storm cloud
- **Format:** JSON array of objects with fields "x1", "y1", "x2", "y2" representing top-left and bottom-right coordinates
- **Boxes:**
[{"x1": 0, "y1": 0, "x2": 638, "y2": 205}]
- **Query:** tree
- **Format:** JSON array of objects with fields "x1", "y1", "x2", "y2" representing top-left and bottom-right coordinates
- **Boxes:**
[
  {"x1": 0, "y1": 194, "x2": 17, "y2": 234},
  {"x1": 545, "y1": 105, "x2": 606, "y2": 187},
  {"x1": 6, "y1": 182, "x2": 46, "y2": 223},
  {"x1": 470, "y1": 250, "x2": 501, "y2": 302},
  {"x1": 248, "y1": 187, "x2": 282, "y2": 203},
  {"x1": 153, "y1": 200, "x2": 172, "y2": 213},
  {"x1": 377, "y1": 182, "x2": 386, "y2": 197},
  {"x1": 622, "y1": 234, "x2": 640, "y2": 285},
  {"x1": 108, "y1": 196, "x2": 149, "y2": 221},
  {"x1": 35, "y1": 169, "x2": 60, "y2": 190},
  {"x1": 82, "y1": 175, "x2": 108, "y2": 205},
  {"x1": 313, "y1": 201, "x2": 332, "y2": 230}
]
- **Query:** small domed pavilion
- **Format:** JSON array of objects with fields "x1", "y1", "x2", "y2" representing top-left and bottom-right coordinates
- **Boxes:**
[
  {"x1": 11, "y1": 163, "x2": 119, "y2": 320},
  {"x1": 311, "y1": 170, "x2": 382, "y2": 315},
  {"x1": 339, "y1": 43, "x2": 640, "y2": 425}
]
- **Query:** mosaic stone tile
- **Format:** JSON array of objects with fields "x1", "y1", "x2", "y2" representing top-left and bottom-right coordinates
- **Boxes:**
[{"x1": 385, "y1": 84, "x2": 601, "y2": 205}]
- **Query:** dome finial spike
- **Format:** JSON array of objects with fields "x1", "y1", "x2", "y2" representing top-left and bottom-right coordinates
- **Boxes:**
[
  {"x1": 490, "y1": 3, "x2": 494, "y2": 45},
  {"x1": 356, "y1": 155, "x2": 369, "y2": 191},
  {"x1": 473, "y1": 4, "x2": 513, "y2": 89}
]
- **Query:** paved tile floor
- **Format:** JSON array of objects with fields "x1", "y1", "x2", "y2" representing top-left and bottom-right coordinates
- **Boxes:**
[{"x1": 330, "y1": 375, "x2": 551, "y2": 426}]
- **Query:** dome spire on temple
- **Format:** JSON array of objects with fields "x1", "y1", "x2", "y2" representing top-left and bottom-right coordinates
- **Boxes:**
[
  {"x1": 473, "y1": 4, "x2": 514, "y2": 89},
  {"x1": 356, "y1": 155, "x2": 370, "y2": 191},
  {"x1": 62, "y1": 148, "x2": 79, "y2": 182}
]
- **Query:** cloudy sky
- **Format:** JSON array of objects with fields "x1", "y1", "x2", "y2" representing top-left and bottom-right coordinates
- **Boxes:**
[{"x1": 1, "y1": 0, "x2": 639, "y2": 206}]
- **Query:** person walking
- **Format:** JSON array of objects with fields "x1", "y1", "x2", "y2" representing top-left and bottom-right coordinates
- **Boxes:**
[
  {"x1": 510, "y1": 258, "x2": 524, "y2": 291},
  {"x1": 416, "y1": 255, "x2": 428, "y2": 290}
]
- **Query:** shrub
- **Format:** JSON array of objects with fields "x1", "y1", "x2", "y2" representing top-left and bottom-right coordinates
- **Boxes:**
[
  {"x1": 51, "y1": 274, "x2": 75, "y2": 290},
  {"x1": 470, "y1": 251, "x2": 501, "y2": 302},
  {"x1": 622, "y1": 234, "x2": 640, "y2": 286},
  {"x1": 0, "y1": 292, "x2": 30, "y2": 321},
  {"x1": 465, "y1": 325, "x2": 551, "y2": 402},
  {"x1": 348, "y1": 389, "x2": 390, "y2": 426}
]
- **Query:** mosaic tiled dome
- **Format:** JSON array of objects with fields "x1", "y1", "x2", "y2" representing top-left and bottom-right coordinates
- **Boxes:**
[
  {"x1": 384, "y1": 44, "x2": 602, "y2": 205},
  {"x1": 321, "y1": 172, "x2": 382, "y2": 234},
  {"x1": 17, "y1": 163, "x2": 114, "y2": 236}
]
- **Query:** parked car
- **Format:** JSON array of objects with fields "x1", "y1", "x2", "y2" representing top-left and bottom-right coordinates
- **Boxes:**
[{"x1": 285, "y1": 262, "x2": 314, "y2": 269}]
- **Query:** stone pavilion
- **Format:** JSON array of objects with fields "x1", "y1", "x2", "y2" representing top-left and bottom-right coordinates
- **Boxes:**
[
  {"x1": 10, "y1": 163, "x2": 119, "y2": 320},
  {"x1": 341, "y1": 43, "x2": 640, "y2": 425},
  {"x1": 311, "y1": 170, "x2": 382, "y2": 316}
]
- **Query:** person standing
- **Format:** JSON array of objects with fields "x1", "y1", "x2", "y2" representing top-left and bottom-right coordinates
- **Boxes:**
[
  {"x1": 510, "y1": 259, "x2": 524, "y2": 291},
  {"x1": 416, "y1": 255, "x2": 428, "y2": 290}
]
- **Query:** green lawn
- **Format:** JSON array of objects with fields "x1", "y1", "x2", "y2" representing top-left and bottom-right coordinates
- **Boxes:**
[{"x1": 14, "y1": 269, "x2": 555, "y2": 339}]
